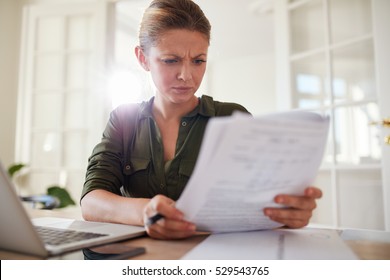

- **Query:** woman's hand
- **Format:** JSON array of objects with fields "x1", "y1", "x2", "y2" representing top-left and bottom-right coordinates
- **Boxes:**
[
  {"x1": 143, "y1": 194, "x2": 196, "y2": 239},
  {"x1": 263, "y1": 186, "x2": 322, "y2": 228}
]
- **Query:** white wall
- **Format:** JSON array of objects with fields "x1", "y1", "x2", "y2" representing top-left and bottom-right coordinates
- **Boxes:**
[
  {"x1": 207, "y1": 54, "x2": 276, "y2": 116},
  {"x1": 0, "y1": 0, "x2": 22, "y2": 168}
]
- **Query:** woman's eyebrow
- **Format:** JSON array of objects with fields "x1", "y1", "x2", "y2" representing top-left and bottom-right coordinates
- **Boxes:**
[
  {"x1": 161, "y1": 53, "x2": 207, "y2": 58},
  {"x1": 194, "y1": 53, "x2": 207, "y2": 58}
]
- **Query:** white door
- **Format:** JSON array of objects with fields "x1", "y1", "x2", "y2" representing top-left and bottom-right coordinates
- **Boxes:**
[
  {"x1": 373, "y1": 0, "x2": 390, "y2": 230},
  {"x1": 275, "y1": 0, "x2": 390, "y2": 230}
]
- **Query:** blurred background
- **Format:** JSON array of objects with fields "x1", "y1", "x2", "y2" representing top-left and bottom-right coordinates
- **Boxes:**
[{"x1": 0, "y1": 0, "x2": 389, "y2": 231}]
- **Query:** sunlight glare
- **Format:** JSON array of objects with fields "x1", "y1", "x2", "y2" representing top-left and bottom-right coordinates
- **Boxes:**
[{"x1": 108, "y1": 71, "x2": 143, "y2": 109}]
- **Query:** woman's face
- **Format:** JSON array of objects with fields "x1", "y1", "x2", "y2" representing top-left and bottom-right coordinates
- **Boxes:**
[{"x1": 141, "y1": 29, "x2": 209, "y2": 105}]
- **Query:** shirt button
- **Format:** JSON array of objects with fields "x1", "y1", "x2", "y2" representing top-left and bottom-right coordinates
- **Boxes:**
[
  {"x1": 181, "y1": 121, "x2": 187, "y2": 127},
  {"x1": 125, "y1": 165, "x2": 131, "y2": 170},
  {"x1": 160, "y1": 183, "x2": 165, "y2": 189}
]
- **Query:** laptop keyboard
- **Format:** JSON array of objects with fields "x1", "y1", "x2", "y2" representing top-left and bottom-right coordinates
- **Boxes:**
[{"x1": 35, "y1": 226, "x2": 108, "y2": 246}]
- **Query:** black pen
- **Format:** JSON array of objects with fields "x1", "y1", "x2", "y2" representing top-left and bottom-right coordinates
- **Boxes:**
[{"x1": 146, "y1": 213, "x2": 164, "y2": 226}]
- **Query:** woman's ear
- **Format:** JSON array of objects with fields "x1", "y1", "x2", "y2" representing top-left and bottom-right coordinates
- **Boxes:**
[{"x1": 135, "y1": 46, "x2": 150, "y2": 71}]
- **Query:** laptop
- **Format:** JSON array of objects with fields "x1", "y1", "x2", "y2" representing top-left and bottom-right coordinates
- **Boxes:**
[{"x1": 0, "y1": 161, "x2": 146, "y2": 258}]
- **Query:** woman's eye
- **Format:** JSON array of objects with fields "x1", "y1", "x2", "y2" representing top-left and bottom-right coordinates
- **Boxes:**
[
  {"x1": 194, "y1": 59, "x2": 206, "y2": 65},
  {"x1": 162, "y1": 59, "x2": 177, "y2": 64}
]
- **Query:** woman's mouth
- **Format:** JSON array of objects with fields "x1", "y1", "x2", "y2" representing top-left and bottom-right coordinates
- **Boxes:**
[{"x1": 172, "y1": 86, "x2": 193, "y2": 93}]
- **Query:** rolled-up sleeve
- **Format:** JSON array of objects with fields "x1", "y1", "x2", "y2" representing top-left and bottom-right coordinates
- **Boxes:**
[{"x1": 81, "y1": 105, "x2": 137, "y2": 201}]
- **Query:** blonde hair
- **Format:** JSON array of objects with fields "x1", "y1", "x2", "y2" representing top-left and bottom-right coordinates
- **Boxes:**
[{"x1": 139, "y1": 0, "x2": 211, "y2": 52}]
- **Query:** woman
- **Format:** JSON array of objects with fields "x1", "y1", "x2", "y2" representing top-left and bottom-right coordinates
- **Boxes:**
[{"x1": 81, "y1": 0, "x2": 322, "y2": 240}]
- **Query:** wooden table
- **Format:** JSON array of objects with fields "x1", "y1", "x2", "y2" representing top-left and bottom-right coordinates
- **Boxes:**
[{"x1": 1, "y1": 208, "x2": 389, "y2": 260}]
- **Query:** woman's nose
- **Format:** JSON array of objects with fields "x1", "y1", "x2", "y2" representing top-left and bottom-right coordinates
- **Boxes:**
[{"x1": 177, "y1": 63, "x2": 192, "y2": 81}]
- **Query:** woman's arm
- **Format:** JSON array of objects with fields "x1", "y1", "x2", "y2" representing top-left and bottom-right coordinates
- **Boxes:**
[
  {"x1": 81, "y1": 190, "x2": 196, "y2": 239},
  {"x1": 81, "y1": 189, "x2": 149, "y2": 226}
]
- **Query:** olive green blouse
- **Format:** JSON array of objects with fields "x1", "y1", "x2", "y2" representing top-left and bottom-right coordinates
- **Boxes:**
[{"x1": 82, "y1": 95, "x2": 249, "y2": 201}]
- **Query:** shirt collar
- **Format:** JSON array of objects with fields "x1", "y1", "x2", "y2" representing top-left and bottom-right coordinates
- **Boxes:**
[{"x1": 138, "y1": 96, "x2": 154, "y2": 119}]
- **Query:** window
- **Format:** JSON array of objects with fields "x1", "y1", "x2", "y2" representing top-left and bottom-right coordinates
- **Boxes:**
[{"x1": 16, "y1": 3, "x2": 109, "y2": 201}]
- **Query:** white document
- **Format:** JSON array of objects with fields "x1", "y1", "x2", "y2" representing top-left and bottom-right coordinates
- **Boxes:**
[
  {"x1": 176, "y1": 111, "x2": 330, "y2": 233},
  {"x1": 181, "y1": 228, "x2": 358, "y2": 260}
]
